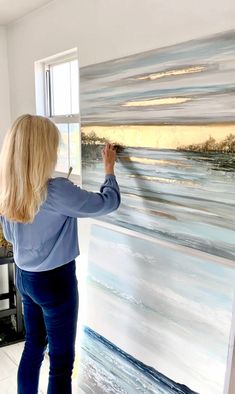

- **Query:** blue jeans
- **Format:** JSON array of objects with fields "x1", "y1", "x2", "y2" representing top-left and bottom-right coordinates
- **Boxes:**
[{"x1": 15, "y1": 260, "x2": 79, "y2": 394}]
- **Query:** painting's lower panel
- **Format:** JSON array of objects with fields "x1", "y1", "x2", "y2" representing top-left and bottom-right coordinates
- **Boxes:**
[{"x1": 82, "y1": 223, "x2": 235, "y2": 394}]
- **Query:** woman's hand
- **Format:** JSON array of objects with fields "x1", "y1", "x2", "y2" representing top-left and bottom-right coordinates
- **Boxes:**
[{"x1": 102, "y1": 143, "x2": 116, "y2": 175}]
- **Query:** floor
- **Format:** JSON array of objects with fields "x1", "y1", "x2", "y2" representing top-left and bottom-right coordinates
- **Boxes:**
[{"x1": 0, "y1": 341, "x2": 79, "y2": 393}]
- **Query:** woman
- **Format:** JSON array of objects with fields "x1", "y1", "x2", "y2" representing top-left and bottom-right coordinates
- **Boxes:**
[{"x1": 0, "y1": 114, "x2": 120, "y2": 394}]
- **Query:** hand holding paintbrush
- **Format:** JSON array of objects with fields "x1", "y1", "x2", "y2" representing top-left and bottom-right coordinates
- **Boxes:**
[{"x1": 102, "y1": 143, "x2": 117, "y2": 175}]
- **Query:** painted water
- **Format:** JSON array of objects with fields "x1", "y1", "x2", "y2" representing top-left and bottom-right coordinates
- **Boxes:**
[
  {"x1": 77, "y1": 326, "x2": 197, "y2": 394},
  {"x1": 81, "y1": 146, "x2": 235, "y2": 393},
  {"x1": 82, "y1": 147, "x2": 235, "y2": 261}
]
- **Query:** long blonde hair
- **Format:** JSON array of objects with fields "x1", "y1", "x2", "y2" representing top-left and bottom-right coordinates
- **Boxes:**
[{"x1": 0, "y1": 114, "x2": 60, "y2": 223}]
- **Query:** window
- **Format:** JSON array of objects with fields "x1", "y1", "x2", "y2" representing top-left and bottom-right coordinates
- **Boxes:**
[
  {"x1": 36, "y1": 50, "x2": 80, "y2": 180},
  {"x1": 46, "y1": 59, "x2": 79, "y2": 117}
]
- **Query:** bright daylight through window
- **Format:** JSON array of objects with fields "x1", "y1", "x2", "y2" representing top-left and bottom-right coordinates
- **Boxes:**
[{"x1": 45, "y1": 57, "x2": 80, "y2": 176}]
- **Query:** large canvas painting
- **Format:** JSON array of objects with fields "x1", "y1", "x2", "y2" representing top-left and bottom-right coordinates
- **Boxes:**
[{"x1": 77, "y1": 30, "x2": 235, "y2": 393}]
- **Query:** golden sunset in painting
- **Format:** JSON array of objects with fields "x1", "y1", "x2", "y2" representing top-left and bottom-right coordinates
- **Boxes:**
[{"x1": 82, "y1": 123, "x2": 235, "y2": 149}]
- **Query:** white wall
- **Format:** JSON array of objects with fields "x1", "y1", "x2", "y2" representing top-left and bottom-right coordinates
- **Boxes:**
[
  {"x1": 6, "y1": 0, "x2": 235, "y2": 121},
  {"x1": 0, "y1": 26, "x2": 11, "y2": 143},
  {"x1": 0, "y1": 27, "x2": 11, "y2": 309}
]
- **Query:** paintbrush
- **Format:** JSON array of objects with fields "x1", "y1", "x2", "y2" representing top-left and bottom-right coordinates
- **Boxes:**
[{"x1": 67, "y1": 166, "x2": 73, "y2": 179}]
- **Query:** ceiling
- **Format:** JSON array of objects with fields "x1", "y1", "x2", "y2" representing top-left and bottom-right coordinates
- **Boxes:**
[{"x1": 0, "y1": 0, "x2": 53, "y2": 26}]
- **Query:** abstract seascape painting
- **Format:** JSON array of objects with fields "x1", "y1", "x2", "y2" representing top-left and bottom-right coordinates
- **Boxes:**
[{"x1": 77, "y1": 30, "x2": 235, "y2": 393}]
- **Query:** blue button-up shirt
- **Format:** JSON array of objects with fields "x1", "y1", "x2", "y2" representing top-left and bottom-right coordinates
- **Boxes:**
[{"x1": 0, "y1": 175, "x2": 120, "y2": 271}]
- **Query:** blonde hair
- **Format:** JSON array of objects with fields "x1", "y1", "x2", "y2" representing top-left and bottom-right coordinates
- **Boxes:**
[{"x1": 0, "y1": 114, "x2": 60, "y2": 223}]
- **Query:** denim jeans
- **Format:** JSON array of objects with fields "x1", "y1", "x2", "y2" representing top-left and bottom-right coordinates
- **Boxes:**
[{"x1": 15, "y1": 260, "x2": 79, "y2": 394}]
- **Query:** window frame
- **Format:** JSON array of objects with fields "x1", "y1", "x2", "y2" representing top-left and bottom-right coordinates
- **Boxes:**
[
  {"x1": 43, "y1": 52, "x2": 81, "y2": 182},
  {"x1": 44, "y1": 54, "x2": 80, "y2": 122}
]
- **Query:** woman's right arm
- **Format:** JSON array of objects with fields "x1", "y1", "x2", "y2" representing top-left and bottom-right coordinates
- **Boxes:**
[{"x1": 49, "y1": 143, "x2": 121, "y2": 218}]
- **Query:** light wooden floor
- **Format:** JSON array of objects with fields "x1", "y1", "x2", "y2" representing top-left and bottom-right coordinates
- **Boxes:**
[{"x1": 0, "y1": 342, "x2": 79, "y2": 393}]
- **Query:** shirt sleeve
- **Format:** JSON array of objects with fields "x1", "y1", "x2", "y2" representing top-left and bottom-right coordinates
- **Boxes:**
[{"x1": 49, "y1": 174, "x2": 121, "y2": 218}]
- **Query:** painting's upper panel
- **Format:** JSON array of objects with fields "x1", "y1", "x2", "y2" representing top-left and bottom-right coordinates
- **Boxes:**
[{"x1": 80, "y1": 30, "x2": 235, "y2": 125}]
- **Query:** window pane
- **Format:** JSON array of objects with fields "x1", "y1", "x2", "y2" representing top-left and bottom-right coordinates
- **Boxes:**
[
  {"x1": 71, "y1": 60, "x2": 79, "y2": 114},
  {"x1": 51, "y1": 63, "x2": 71, "y2": 116},
  {"x1": 50, "y1": 59, "x2": 79, "y2": 116},
  {"x1": 56, "y1": 123, "x2": 69, "y2": 172},
  {"x1": 55, "y1": 123, "x2": 80, "y2": 175},
  {"x1": 69, "y1": 123, "x2": 80, "y2": 175}
]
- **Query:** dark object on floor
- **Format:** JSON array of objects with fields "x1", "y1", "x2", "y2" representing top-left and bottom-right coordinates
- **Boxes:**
[
  {"x1": 0, "y1": 256, "x2": 25, "y2": 347},
  {"x1": 0, "y1": 315, "x2": 25, "y2": 347}
]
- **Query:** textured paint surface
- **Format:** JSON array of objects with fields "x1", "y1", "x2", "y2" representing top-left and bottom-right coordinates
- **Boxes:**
[{"x1": 80, "y1": 30, "x2": 235, "y2": 393}]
